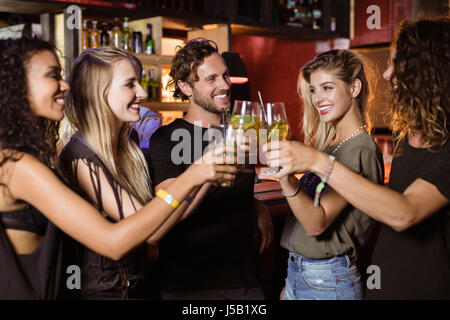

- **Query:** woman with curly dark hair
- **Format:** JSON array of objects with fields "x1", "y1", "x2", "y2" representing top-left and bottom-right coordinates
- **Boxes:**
[
  {"x1": 0, "y1": 37, "x2": 237, "y2": 299},
  {"x1": 265, "y1": 17, "x2": 449, "y2": 299}
]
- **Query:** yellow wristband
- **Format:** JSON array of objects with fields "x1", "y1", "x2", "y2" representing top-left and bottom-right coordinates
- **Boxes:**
[{"x1": 156, "y1": 189, "x2": 179, "y2": 209}]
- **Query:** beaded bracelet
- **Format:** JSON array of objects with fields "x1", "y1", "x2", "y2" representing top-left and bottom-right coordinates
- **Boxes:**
[
  {"x1": 156, "y1": 189, "x2": 179, "y2": 209},
  {"x1": 313, "y1": 155, "x2": 336, "y2": 207}
]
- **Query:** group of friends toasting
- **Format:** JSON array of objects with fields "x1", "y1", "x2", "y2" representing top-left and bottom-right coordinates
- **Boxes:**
[{"x1": 0, "y1": 17, "x2": 448, "y2": 300}]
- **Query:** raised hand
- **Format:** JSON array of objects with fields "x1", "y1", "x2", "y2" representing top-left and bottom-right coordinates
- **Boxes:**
[
  {"x1": 263, "y1": 140, "x2": 319, "y2": 178},
  {"x1": 187, "y1": 144, "x2": 239, "y2": 186}
]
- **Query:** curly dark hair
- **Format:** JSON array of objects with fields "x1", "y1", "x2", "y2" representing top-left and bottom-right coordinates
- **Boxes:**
[
  {"x1": 390, "y1": 17, "x2": 450, "y2": 147},
  {"x1": 167, "y1": 38, "x2": 218, "y2": 100},
  {"x1": 0, "y1": 37, "x2": 61, "y2": 169}
]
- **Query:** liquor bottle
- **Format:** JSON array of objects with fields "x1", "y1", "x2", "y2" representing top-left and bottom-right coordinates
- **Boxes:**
[
  {"x1": 303, "y1": 0, "x2": 313, "y2": 28},
  {"x1": 133, "y1": 31, "x2": 143, "y2": 54},
  {"x1": 81, "y1": 19, "x2": 89, "y2": 50},
  {"x1": 140, "y1": 67, "x2": 148, "y2": 102},
  {"x1": 100, "y1": 23, "x2": 110, "y2": 47},
  {"x1": 122, "y1": 17, "x2": 132, "y2": 52},
  {"x1": 147, "y1": 67, "x2": 160, "y2": 101},
  {"x1": 331, "y1": 17, "x2": 336, "y2": 32},
  {"x1": 298, "y1": 0, "x2": 309, "y2": 27},
  {"x1": 312, "y1": 0, "x2": 322, "y2": 30},
  {"x1": 144, "y1": 23, "x2": 155, "y2": 55},
  {"x1": 111, "y1": 18, "x2": 122, "y2": 48},
  {"x1": 89, "y1": 20, "x2": 100, "y2": 48},
  {"x1": 286, "y1": 0, "x2": 296, "y2": 23}
]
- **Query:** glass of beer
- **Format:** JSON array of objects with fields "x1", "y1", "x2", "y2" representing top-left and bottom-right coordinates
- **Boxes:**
[{"x1": 206, "y1": 123, "x2": 234, "y2": 187}]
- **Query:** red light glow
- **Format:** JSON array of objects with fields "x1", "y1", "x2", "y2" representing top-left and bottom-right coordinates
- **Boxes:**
[{"x1": 230, "y1": 77, "x2": 249, "y2": 84}]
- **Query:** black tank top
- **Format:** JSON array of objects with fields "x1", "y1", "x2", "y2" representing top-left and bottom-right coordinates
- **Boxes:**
[
  {"x1": 0, "y1": 205, "x2": 48, "y2": 235},
  {"x1": 0, "y1": 203, "x2": 63, "y2": 299},
  {"x1": 58, "y1": 135, "x2": 145, "y2": 299}
]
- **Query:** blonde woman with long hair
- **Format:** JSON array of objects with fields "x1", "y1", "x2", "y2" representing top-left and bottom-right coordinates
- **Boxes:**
[
  {"x1": 270, "y1": 49, "x2": 384, "y2": 300},
  {"x1": 59, "y1": 47, "x2": 234, "y2": 299},
  {"x1": 266, "y1": 18, "x2": 450, "y2": 299}
]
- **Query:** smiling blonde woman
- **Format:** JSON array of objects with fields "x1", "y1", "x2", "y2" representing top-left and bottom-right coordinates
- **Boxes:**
[
  {"x1": 58, "y1": 46, "x2": 238, "y2": 299},
  {"x1": 266, "y1": 18, "x2": 450, "y2": 300},
  {"x1": 276, "y1": 49, "x2": 384, "y2": 300}
]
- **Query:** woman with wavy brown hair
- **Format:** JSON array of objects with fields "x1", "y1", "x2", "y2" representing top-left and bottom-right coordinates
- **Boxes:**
[
  {"x1": 0, "y1": 37, "x2": 237, "y2": 299},
  {"x1": 266, "y1": 17, "x2": 449, "y2": 299}
]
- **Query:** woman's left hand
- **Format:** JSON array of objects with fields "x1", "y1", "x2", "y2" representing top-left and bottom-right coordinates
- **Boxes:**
[{"x1": 263, "y1": 140, "x2": 318, "y2": 178}]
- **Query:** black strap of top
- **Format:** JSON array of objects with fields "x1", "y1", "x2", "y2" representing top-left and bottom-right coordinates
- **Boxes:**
[
  {"x1": 0, "y1": 205, "x2": 47, "y2": 235},
  {"x1": 70, "y1": 136, "x2": 133, "y2": 220}
]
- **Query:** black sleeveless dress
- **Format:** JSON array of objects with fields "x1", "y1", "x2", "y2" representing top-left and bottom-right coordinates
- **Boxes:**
[
  {"x1": 58, "y1": 135, "x2": 145, "y2": 299},
  {"x1": 0, "y1": 204, "x2": 64, "y2": 299}
]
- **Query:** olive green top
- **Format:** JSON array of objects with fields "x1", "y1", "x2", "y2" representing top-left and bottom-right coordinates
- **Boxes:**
[{"x1": 280, "y1": 133, "x2": 384, "y2": 260}]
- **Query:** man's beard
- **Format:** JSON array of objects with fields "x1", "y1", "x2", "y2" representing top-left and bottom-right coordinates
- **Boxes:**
[{"x1": 192, "y1": 90, "x2": 230, "y2": 114}]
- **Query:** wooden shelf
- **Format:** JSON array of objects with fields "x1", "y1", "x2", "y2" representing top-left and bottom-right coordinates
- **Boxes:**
[
  {"x1": 231, "y1": 23, "x2": 340, "y2": 41},
  {"x1": 141, "y1": 101, "x2": 188, "y2": 112},
  {"x1": 133, "y1": 54, "x2": 172, "y2": 66},
  {"x1": 0, "y1": 0, "x2": 65, "y2": 14}
]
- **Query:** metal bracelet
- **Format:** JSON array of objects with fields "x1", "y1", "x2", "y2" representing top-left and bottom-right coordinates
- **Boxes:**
[{"x1": 281, "y1": 179, "x2": 301, "y2": 198}]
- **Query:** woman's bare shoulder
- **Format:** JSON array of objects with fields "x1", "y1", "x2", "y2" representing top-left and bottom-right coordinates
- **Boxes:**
[{"x1": 0, "y1": 150, "x2": 52, "y2": 183}]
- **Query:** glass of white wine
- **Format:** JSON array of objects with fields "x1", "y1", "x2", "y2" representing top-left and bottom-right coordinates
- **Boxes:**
[
  {"x1": 263, "y1": 102, "x2": 291, "y2": 175},
  {"x1": 229, "y1": 100, "x2": 264, "y2": 168}
]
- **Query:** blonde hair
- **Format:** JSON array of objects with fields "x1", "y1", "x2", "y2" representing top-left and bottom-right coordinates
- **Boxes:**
[
  {"x1": 298, "y1": 49, "x2": 373, "y2": 151},
  {"x1": 63, "y1": 47, "x2": 152, "y2": 204}
]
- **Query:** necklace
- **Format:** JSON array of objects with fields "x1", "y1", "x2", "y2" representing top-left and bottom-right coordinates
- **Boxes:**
[{"x1": 331, "y1": 124, "x2": 366, "y2": 154}]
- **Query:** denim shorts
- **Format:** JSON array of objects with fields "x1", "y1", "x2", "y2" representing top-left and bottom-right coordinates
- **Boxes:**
[{"x1": 283, "y1": 252, "x2": 363, "y2": 300}]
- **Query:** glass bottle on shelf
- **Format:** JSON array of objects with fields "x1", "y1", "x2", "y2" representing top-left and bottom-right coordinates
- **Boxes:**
[
  {"x1": 148, "y1": 67, "x2": 160, "y2": 102},
  {"x1": 100, "y1": 23, "x2": 110, "y2": 47},
  {"x1": 111, "y1": 18, "x2": 122, "y2": 48},
  {"x1": 81, "y1": 19, "x2": 89, "y2": 51},
  {"x1": 286, "y1": 0, "x2": 297, "y2": 24},
  {"x1": 133, "y1": 31, "x2": 143, "y2": 54},
  {"x1": 331, "y1": 17, "x2": 336, "y2": 32},
  {"x1": 89, "y1": 20, "x2": 100, "y2": 48},
  {"x1": 303, "y1": 0, "x2": 313, "y2": 28},
  {"x1": 122, "y1": 17, "x2": 132, "y2": 52},
  {"x1": 144, "y1": 23, "x2": 155, "y2": 55},
  {"x1": 312, "y1": 0, "x2": 322, "y2": 30},
  {"x1": 298, "y1": 0, "x2": 309, "y2": 27},
  {"x1": 140, "y1": 67, "x2": 148, "y2": 102}
]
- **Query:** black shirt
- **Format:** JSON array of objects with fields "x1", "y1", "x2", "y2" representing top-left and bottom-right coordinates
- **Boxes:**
[
  {"x1": 58, "y1": 135, "x2": 144, "y2": 298},
  {"x1": 0, "y1": 184, "x2": 63, "y2": 299},
  {"x1": 368, "y1": 139, "x2": 450, "y2": 299},
  {"x1": 148, "y1": 119, "x2": 259, "y2": 292}
]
